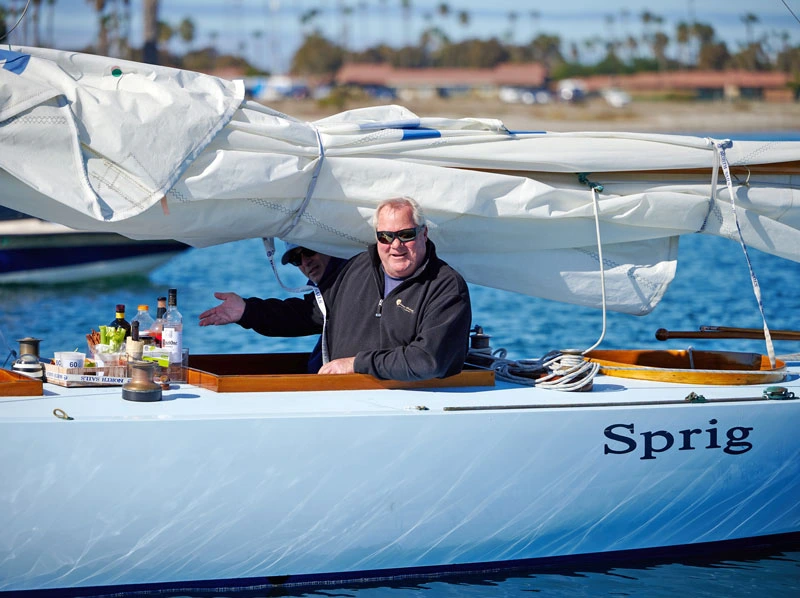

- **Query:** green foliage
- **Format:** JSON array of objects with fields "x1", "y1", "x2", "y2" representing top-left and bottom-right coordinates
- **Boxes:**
[
  {"x1": 697, "y1": 41, "x2": 731, "y2": 71},
  {"x1": 434, "y1": 38, "x2": 509, "y2": 68},
  {"x1": 390, "y1": 45, "x2": 428, "y2": 68},
  {"x1": 776, "y1": 46, "x2": 800, "y2": 75},
  {"x1": 291, "y1": 33, "x2": 344, "y2": 75},
  {"x1": 593, "y1": 51, "x2": 629, "y2": 75}
]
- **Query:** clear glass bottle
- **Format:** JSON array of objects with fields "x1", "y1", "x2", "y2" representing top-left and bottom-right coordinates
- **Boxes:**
[
  {"x1": 131, "y1": 304, "x2": 156, "y2": 339},
  {"x1": 149, "y1": 296, "x2": 167, "y2": 346},
  {"x1": 108, "y1": 303, "x2": 131, "y2": 339},
  {"x1": 161, "y1": 289, "x2": 183, "y2": 379}
]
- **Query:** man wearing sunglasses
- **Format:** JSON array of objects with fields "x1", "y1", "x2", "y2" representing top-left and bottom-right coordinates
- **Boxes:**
[
  {"x1": 315, "y1": 196, "x2": 471, "y2": 380},
  {"x1": 199, "y1": 243, "x2": 347, "y2": 373},
  {"x1": 201, "y1": 197, "x2": 471, "y2": 381}
]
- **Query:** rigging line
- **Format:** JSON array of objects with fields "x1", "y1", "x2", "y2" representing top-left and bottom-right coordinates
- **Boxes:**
[
  {"x1": 712, "y1": 139, "x2": 777, "y2": 368},
  {"x1": 781, "y1": 0, "x2": 800, "y2": 25},
  {"x1": 261, "y1": 237, "x2": 329, "y2": 365},
  {"x1": 582, "y1": 185, "x2": 607, "y2": 354},
  {"x1": 0, "y1": 326, "x2": 18, "y2": 369},
  {"x1": 1, "y1": 0, "x2": 31, "y2": 46}
]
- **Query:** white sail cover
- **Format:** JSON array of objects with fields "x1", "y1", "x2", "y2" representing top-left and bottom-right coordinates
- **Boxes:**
[{"x1": 2, "y1": 46, "x2": 800, "y2": 314}]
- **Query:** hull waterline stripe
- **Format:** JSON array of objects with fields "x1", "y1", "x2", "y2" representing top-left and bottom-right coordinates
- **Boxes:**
[{"x1": 6, "y1": 531, "x2": 799, "y2": 597}]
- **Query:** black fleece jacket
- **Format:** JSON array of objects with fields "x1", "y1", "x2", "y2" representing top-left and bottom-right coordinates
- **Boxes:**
[{"x1": 238, "y1": 240, "x2": 472, "y2": 381}]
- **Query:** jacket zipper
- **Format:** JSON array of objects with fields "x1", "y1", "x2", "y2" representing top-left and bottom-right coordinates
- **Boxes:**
[{"x1": 375, "y1": 298, "x2": 383, "y2": 317}]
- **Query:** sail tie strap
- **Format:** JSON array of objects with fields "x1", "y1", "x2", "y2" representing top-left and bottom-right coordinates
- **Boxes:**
[
  {"x1": 261, "y1": 237, "x2": 329, "y2": 365},
  {"x1": 278, "y1": 125, "x2": 325, "y2": 239},
  {"x1": 710, "y1": 138, "x2": 776, "y2": 367}
]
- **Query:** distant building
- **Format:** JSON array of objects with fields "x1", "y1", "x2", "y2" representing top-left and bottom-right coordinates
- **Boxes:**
[
  {"x1": 579, "y1": 71, "x2": 796, "y2": 102},
  {"x1": 335, "y1": 63, "x2": 549, "y2": 101}
]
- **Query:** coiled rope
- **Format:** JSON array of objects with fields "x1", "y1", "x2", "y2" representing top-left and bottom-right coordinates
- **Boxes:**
[{"x1": 466, "y1": 174, "x2": 608, "y2": 391}]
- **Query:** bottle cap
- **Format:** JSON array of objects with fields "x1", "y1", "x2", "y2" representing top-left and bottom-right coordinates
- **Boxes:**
[
  {"x1": 116, "y1": 304, "x2": 125, "y2": 312},
  {"x1": 138, "y1": 304, "x2": 149, "y2": 311}
]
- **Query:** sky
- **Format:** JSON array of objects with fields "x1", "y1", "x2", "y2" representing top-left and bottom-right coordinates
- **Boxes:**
[{"x1": 5, "y1": 0, "x2": 800, "y2": 73}]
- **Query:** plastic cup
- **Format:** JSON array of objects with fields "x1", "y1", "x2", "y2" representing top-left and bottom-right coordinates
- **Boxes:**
[
  {"x1": 55, "y1": 351, "x2": 86, "y2": 369},
  {"x1": 169, "y1": 348, "x2": 189, "y2": 383}
]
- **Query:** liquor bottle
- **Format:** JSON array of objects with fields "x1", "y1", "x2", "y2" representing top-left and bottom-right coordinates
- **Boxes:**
[
  {"x1": 161, "y1": 289, "x2": 183, "y2": 376},
  {"x1": 126, "y1": 321, "x2": 144, "y2": 362},
  {"x1": 108, "y1": 304, "x2": 132, "y2": 339},
  {"x1": 131, "y1": 304, "x2": 156, "y2": 339},
  {"x1": 149, "y1": 296, "x2": 167, "y2": 346}
]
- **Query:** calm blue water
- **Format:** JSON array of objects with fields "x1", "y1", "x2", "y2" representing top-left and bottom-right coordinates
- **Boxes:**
[{"x1": 1, "y1": 131, "x2": 799, "y2": 595}]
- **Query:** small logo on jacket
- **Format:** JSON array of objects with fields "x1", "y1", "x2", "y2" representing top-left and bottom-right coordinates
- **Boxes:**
[{"x1": 396, "y1": 299, "x2": 415, "y2": 314}]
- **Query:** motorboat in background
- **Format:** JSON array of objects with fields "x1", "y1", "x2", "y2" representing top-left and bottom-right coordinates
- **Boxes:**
[{"x1": 0, "y1": 207, "x2": 190, "y2": 284}]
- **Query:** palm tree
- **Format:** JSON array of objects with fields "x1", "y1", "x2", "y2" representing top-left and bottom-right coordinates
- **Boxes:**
[
  {"x1": 640, "y1": 9, "x2": 653, "y2": 51},
  {"x1": 158, "y1": 20, "x2": 174, "y2": 54},
  {"x1": 120, "y1": 0, "x2": 132, "y2": 58},
  {"x1": 400, "y1": 0, "x2": 412, "y2": 48},
  {"x1": 85, "y1": 0, "x2": 109, "y2": 55},
  {"x1": 142, "y1": 0, "x2": 159, "y2": 64},
  {"x1": 676, "y1": 21, "x2": 690, "y2": 67},
  {"x1": 506, "y1": 11, "x2": 517, "y2": 45},
  {"x1": 250, "y1": 29, "x2": 265, "y2": 70},
  {"x1": 30, "y1": 0, "x2": 42, "y2": 46},
  {"x1": 379, "y1": 0, "x2": 390, "y2": 48},
  {"x1": 179, "y1": 17, "x2": 195, "y2": 54},
  {"x1": 529, "y1": 10, "x2": 540, "y2": 43},
  {"x1": 457, "y1": 10, "x2": 469, "y2": 32},
  {"x1": 741, "y1": 12, "x2": 758, "y2": 46}
]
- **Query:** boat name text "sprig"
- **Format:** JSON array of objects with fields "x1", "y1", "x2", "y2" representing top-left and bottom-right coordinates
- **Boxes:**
[{"x1": 603, "y1": 419, "x2": 752, "y2": 460}]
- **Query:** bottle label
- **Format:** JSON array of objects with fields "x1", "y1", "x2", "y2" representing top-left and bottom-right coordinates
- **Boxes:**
[{"x1": 162, "y1": 328, "x2": 183, "y2": 363}]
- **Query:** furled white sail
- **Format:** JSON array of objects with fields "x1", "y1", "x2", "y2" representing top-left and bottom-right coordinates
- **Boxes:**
[{"x1": 2, "y1": 46, "x2": 799, "y2": 314}]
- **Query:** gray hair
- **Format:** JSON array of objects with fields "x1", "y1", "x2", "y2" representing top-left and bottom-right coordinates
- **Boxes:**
[{"x1": 372, "y1": 197, "x2": 426, "y2": 230}]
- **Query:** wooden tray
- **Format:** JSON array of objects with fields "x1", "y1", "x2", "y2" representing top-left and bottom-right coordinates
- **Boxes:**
[
  {"x1": 187, "y1": 353, "x2": 495, "y2": 393},
  {"x1": 44, "y1": 364, "x2": 130, "y2": 387},
  {"x1": 0, "y1": 367, "x2": 44, "y2": 396}
]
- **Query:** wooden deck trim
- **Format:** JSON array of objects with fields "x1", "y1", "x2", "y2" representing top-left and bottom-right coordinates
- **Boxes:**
[
  {"x1": 186, "y1": 353, "x2": 495, "y2": 393},
  {"x1": 0, "y1": 368, "x2": 43, "y2": 396}
]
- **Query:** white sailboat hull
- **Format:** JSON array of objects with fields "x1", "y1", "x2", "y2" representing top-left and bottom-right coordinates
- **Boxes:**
[{"x1": 2, "y1": 370, "x2": 799, "y2": 593}]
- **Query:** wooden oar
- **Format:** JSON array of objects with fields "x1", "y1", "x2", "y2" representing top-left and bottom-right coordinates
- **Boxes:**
[{"x1": 656, "y1": 327, "x2": 800, "y2": 341}]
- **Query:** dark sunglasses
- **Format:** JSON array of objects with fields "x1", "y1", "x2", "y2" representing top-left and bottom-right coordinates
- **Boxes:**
[
  {"x1": 288, "y1": 248, "x2": 317, "y2": 266},
  {"x1": 376, "y1": 226, "x2": 424, "y2": 245}
]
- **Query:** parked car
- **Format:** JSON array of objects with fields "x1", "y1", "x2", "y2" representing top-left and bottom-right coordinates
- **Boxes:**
[
  {"x1": 601, "y1": 88, "x2": 632, "y2": 108},
  {"x1": 558, "y1": 79, "x2": 587, "y2": 102},
  {"x1": 499, "y1": 86, "x2": 552, "y2": 105}
]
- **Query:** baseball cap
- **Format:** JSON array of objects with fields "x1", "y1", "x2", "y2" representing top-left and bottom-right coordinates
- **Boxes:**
[{"x1": 281, "y1": 243, "x2": 302, "y2": 265}]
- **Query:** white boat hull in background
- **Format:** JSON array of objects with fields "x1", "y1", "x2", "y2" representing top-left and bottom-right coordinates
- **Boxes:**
[{"x1": 0, "y1": 216, "x2": 189, "y2": 283}]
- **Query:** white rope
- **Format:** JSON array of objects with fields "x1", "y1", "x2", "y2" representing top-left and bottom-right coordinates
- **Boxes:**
[
  {"x1": 709, "y1": 138, "x2": 776, "y2": 367},
  {"x1": 261, "y1": 237, "x2": 329, "y2": 365},
  {"x1": 278, "y1": 126, "x2": 325, "y2": 239},
  {"x1": 466, "y1": 178, "x2": 610, "y2": 391},
  {"x1": 467, "y1": 348, "x2": 599, "y2": 391},
  {"x1": 582, "y1": 186, "x2": 607, "y2": 354}
]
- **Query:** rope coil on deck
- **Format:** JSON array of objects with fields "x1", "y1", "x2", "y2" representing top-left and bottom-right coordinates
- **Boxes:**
[{"x1": 467, "y1": 348, "x2": 599, "y2": 391}]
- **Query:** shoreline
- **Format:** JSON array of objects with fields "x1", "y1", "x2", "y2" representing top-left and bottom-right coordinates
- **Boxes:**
[{"x1": 271, "y1": 97, "x2": 800, "y2": 134}]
